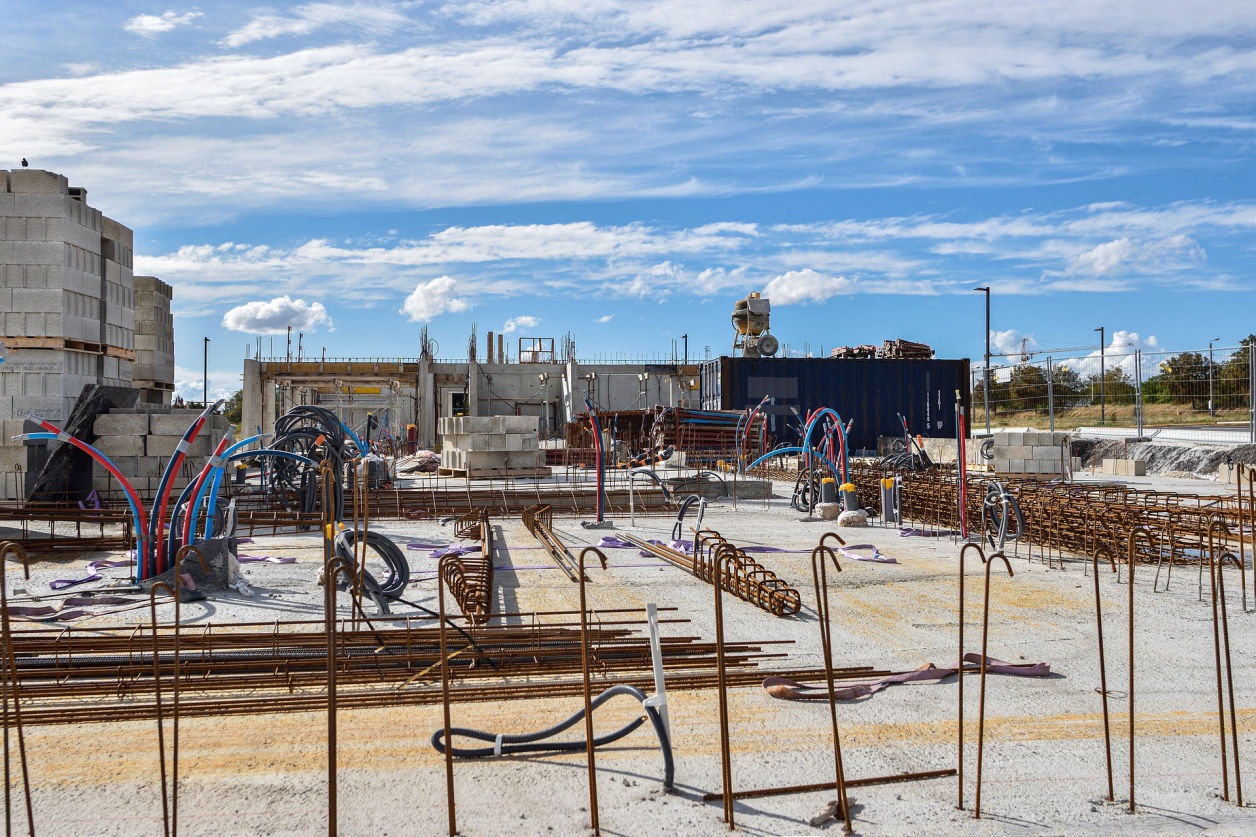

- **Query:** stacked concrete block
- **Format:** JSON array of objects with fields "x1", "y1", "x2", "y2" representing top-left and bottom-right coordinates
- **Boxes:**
[
  {"x1": 90, "y1": 409, "x2": 231, "y2": 499},
  {"x1": 438, "y1": 415, "x2": 544, "y2": 472},
  {"x1": 1101, "y1": 459, "x2": 1147, "y2": 477},
  {"x1": 0, "y1": 169, "x2": 144, "y2": 426},
  {"x1": 133, "y1": 276, "x2": 174, "y2": 406},
  {"x1": 982, "y1": 431, "x2": 1070, "y2": 475}
]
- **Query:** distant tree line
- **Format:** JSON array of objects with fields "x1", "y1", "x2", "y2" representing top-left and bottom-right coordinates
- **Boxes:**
[{"x1": 975, "y1": 335, "x2": 1254, "y2": 413}]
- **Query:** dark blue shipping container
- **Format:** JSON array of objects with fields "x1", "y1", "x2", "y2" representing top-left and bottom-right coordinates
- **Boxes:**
[{"x1": 700, "y1": 356, "x2": 971, "y2": 454}]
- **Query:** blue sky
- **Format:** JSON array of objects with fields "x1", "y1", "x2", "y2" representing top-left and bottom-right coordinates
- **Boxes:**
[{"x1": 3, "y1": 1, "x2": 1254, "y2": 398}]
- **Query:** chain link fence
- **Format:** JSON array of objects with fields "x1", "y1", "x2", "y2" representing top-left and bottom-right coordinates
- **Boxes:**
[{"x1": 972, "y1": 341, "x2": 1256, "y2": 441}]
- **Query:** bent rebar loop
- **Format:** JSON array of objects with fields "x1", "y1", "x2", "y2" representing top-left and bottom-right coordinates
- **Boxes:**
[
  {"x1": 1124, "y1": 527, "x2": 1155, "y2": 813},
  {"x1": 435, "y1": 553, "x2": 460, "y2": 837},
  {"x1": 577, "y1": 546, "x2": 609, "y2": 836},
  {"x1": 148, "y1": 579, "x2": 183, "y2": 837},
  {"x1": 0, "y1": 539, "x2": 30, "y2": 582},
  {"x1": 0, "y1": 541, "x2": 35, "y2": 837},
  {"x1": 973, "y1": 551, "x2": 1013, "y2": 820},
  {"x1": 1206, "y1": 514, "x2": 1246, "y2": 612},
  {"x1": 1214, "y1": 550, "x2": 1244, "y2": 806},
  {"x1": 957, "y1": 541, "x2": 988, "y2": 811},
  {"x1": 1203, "y1": 515, "x2": 1232, "y2": 603},
  {"x1": 172, "y1": 543, "x2": 210, "y2": 580},
  {"x1": 1092, "y1": 545, "x2": 1118, "y2": 804},
  {"x1": 809, "y1": 543, "x2": 853, "y2": 834},
  {"x1": 1206, "y1": 515, "x2": 1243, "y2": 805}
]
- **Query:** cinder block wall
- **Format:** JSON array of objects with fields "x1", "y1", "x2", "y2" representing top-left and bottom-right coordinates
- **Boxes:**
[
  {"x1": 0, "y1": 169, "x2": 176, "y2": 500},
  {"x1": 133, "y1": 276, "x2": 174, "y2": 406}
]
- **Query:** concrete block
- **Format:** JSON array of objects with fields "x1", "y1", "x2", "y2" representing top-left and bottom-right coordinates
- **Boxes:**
[
  {"x1": 7, "y1": 170, "x2": 68, "y2": 195},
  {"x1": 1002, "y1": 432, "x2": 1024, "y2": 446},
  {"x1": 95, "y1": 412, "x2": 151, "y2": 436},
  {"x1": 1130, "y1": 460, "x2": 1146, "y2": 476},
  {"x1": 149, "y1": 412, "x2": 204, "y2": 435},
  {"x1": 1031, "y1": 446, "x2": 1059, "y2": 460},
  {"x1": 146, "y1": 435, "x2": 212, "y2": 458},
  {"x1": 1007, "y1": 459, "x2": 1025, "y2": 473},
  {"x1": 499, "y1": 415, "x2": 537, "y2": 433},
  {"x1": 505, "y1": 433, "x2": 524, "y2": 452},
  {"x1": 1007, "y1": 445, "x2": 1033, "y2": 459}
]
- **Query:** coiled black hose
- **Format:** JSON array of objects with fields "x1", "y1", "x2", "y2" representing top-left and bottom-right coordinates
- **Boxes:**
[{"x1": 430, "y1": 684, "x2": 674, "y2": 790}]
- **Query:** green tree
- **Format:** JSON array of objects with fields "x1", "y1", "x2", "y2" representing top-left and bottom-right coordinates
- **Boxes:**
[
  {"x1": 1008, "y1": 364, "x2": 1048, "y2": 411},
  {"x1": 1155, "y1": 351, "x2": 1213, "y2": 410},
  {"x1": 1218, "y1": 335, "x2": 1254, "y2": 410},
  {"x1": 224, "y1": 389, "x2": 243, "y2": 424}
]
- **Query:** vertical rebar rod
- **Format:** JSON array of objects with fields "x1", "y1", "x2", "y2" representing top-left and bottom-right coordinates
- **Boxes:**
[
  {"x1": 1092, "y1": 546, "x2": 1117, "y2": 803},
  {"x1": 320, "y1": 462, "x2": 338, "y2": 836},
  {"x1": 957, "y1": 543, "x2": 986, "y2": 811},
  {"x1": 712, "y1": 546, "x2": 734, "y2": 829},
  {"x1": 811, "y1": 542, "x2": 852, "y2": 834},
  {"x1": 0, "y1": 542, "x2": 34, "y2": 837},
  {"x1": 437, "y1": 556, "x2": 456, "y2": 837},
  {"x1": 973, "y1": 551, "x2": 1013, "y2": 819},
  {"x1": 578, "y1": 547, "x2": 608, "y2": 835}
]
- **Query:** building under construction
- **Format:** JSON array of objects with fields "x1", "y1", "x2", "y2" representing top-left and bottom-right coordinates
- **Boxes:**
[{"x1": 0, "y1": 175, "x2": 1254, "y2": 836}]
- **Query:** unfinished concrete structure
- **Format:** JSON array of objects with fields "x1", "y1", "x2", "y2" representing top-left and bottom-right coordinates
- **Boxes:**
[
  {"x1": 241, "y1": 354, "x2": 701, "y2": 447},
  {"x1": 0, "y1": 169, "x2": 175, "y2": 499},
  {"x1": 132, "y1": 276, "x2": 175, "y2": 407}
]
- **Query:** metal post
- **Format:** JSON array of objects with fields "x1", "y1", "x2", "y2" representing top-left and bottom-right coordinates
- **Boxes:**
[
  {"x1": 1134, "y1": 350, "x2": 1144, "y2": 437},
  {"x1": 1250, "y1": 343, "x2": 1255, "y2": 444},
  {"x1": 1046, "y1": 357, "x2": 1055, "y2": 432},
  {"x1": 1095, "y1": 326, "x2": 1105, "y2": 425},
  {"x1": 202, "y1": 337, "x2": 210, "y2": 407},
  {"x1": 1209, "y1": 339, "x2": 1218, "y2": 418},
  {"x1": 974, "y1": 287, "x2": 991, "y2": 433}
]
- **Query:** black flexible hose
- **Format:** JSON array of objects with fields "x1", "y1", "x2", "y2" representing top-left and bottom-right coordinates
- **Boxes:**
[
  {"x1": 430, "y1": 684, "x2": 674, "y2": 790},
  {"x1": 671, "y1": 493, "x2": 703, "y2": 541}
]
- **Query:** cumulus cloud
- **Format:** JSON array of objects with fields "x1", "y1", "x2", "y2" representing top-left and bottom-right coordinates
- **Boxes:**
[
  {"x1": 124, "y1": 10, "x2": 202, "y2": 37},
  {"x1": 762, "y1": 269, "x2": 855, "y2": 305},
  {"x1": 990, "y1": 328, "x2": 1037, "y2": 357},
  {"x1": 222, "y1": 3, "x2": 408, "y2": 48},
  {"x1": 172, "y1": 365, "x2": 240, "y2": 402},
  {"x1": 1073, "y1": 237, "x2": 1137, "y2": 275},
  {"x1": 596, "y1": 314, "x2": 614, "y2": 323},
  {"x1": 399, "y1": 276, "x2": 469, "y2": 321},
  {"x1": 221, "y1": 295, "x2": 332, "y2": 334},
  {"x1": 500, "y1": 315, "x2": 539, "y2": 334}
]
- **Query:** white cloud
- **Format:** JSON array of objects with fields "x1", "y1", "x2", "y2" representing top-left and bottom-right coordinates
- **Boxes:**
[
  {"x1": 1073, "y1": 237, "x2": 1136, "y2": 275},
  {"x1": 762, "y1": 269, "x2": 855, "y2": 305},
  {"x1": 172, "y1": 365, "x2": 241, "y2": 402},
  {"x1": 990, "y1": 328, "x2": 1037, "y2": 358},
  {"x1": 124, "y1": 10, "x2": 202, "y2": 37},
  {"x1": 222, "y1": 3, "x2": 408, "y2": 48},
  {"x1": 221, "y1": 296, "x2": 332, "y2": 333},
  {"x1": 400, "y1": 276, "x2": 469, "y2": 321},
  {"x1": 596, "y1": 314, "x2": 614, "y2": 323},
  {"x1": 500, "y1": 315, "x2": 539, "y2": 334}
]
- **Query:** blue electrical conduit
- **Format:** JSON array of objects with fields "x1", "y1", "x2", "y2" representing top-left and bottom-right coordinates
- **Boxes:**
[
  {"x1": 802, "y1": 408, "x2": 847, "y2": 484},
  {"x1": 20, "y1": 432, "x2": 148, "y2": 567},
  {"x1": 194, "y1": 434, "x2": 267, "y2": 541},
  {"x1": 584, "y1": 398, "x2": 606, "y2": 522},
  {"x1": 147, "y1": 400, "x2": 221, "y2": 579}
]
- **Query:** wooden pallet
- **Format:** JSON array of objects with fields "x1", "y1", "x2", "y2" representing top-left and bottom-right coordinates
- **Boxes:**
[{"x1": 438, "y1": 466, "x2": 552, "y2": 480}]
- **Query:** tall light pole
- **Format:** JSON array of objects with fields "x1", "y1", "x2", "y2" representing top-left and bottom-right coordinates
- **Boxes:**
[
  {"x1": 973, "y1": 287, "x2": 991, "y2": 432},
  {"x1": 1093, "y1": 326, "x2": 1105, "y2": 425},
  {"x1": 1209, "y1": 337, "x2": 1220, "y2": 418},
  {"x1": 203, "y1": 336, "x2": 211, "y2": 407}
]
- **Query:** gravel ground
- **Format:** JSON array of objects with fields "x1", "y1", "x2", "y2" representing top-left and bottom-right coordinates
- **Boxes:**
[{"x1": 5, "y1": 475, "x2": 1256, "y2": 835}]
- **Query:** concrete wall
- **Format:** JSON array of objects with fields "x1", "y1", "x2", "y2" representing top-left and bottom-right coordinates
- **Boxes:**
[{"x1": 241, "y1": 357, "x2": 702, "y2": 449}]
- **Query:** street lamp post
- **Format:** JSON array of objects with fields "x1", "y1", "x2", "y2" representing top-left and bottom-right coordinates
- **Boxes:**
[
  {"x1": 973, "y1": 287, "x2": 991, "y2": 433},
  {"x1": 1209, "y1": 337, "x2": 1220, "y2": 418},
  {"x1": 1094, "y1": 326, "x2": 1105, "y2": 425}
]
